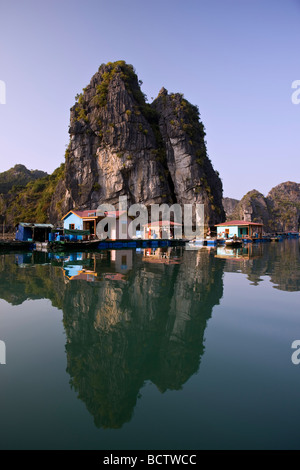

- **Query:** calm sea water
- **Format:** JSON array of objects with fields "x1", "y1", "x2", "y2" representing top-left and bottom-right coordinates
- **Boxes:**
[{"x1": 0, "y1": 240, "x2": 299, "y2": 450}]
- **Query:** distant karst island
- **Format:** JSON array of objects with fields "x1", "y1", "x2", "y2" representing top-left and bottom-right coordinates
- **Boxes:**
[{"x1": 223, "y1": 181, "x2": 300, "y2": 232}]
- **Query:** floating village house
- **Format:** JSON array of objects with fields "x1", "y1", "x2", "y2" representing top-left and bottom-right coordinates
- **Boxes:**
[
  {"x1": 61, "y1": 210, "x2": 98, "y2": 239},
  {"x1": 15, "y1": 223, "x2": 53, "y2": 242},
  {"x1": 216, "y1": 220, "x2": 263, "y2": 239},
  {"x1": 61, "y1": 210, "x2": 133, "y2": 240},
  {"x1": 143, "y1": 220, "x2": 182, "y2": 239}
]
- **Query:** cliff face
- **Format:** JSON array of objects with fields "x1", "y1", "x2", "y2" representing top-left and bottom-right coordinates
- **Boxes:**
[
  {"x1": 229, "y1": 190, "x2": 270, "y2": 226},
  {"x1": 50, "y1": 61, "x2": 225, "y2": 225},
  {"x1": 229, "y1": 182, "x2": 300, "y2": 232},
  {"x1": 153, "y1": 88, "x2": 224, "y2": 224},
  {"x1": 222, "y1": 197, "x2": 239, "y2": 218},
  {"x1": 267, "y1": 182, "x2": 300, "y2": 231},
  {"x1": 63, "y1": 63, "x2": 170, "y2": 212}
]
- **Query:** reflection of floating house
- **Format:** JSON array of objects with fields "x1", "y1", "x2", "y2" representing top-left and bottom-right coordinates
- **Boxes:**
[
  {"x1": 62, "y1": 253, "x2": 96, "y2": 280},
  {"x1": 15, "y1": 253, "x2": 33, "y2": 267},
  {"x1": 143, "y1": 221, "x2": 182, "y2": 239},
  {"x1": 142, "y1": 247, "x2": 182, "y2": 264},
  {"x1": 15, "y1": 223, "x2": 53, "y2": 242},
  {"x1": 216, "y1": 220, "x2": 263, "y2": 239},
  {"x1": 61, "y1": 210, "x2": 133, "y2": 240},
  {"x1": 66, "y1": 271, "x2": 97, "y2": 282},
  {"x1": 61, "y1": 250, "x2": 133, "y2": 281},
  {"x1": 110, "y1": 250, "x2": 133, "y2": 273},
  {"x1": 215, "y1": 244, "x2": 263, "y2": 260}
]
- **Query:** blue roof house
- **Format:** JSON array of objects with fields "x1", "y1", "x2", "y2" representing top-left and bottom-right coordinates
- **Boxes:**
[
  {"x1": 61, "y1": 210, "x2": 99, "y2": 240},
  {"x1": 15, "y1": 223, "x2": 53, "y2": 242}
]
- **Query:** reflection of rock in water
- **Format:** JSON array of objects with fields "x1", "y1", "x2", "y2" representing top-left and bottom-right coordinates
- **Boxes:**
[
  {"x1": 0, "y1": 249, "x2": 224, "y2": 428},
  {"x1": 1, "y1": 242, "x2": 299, "y2": 428},
  {"x1": 222, "y1": 240, "x2": 300, "y2": 292},
  {"x1": 267, "y1": 241, "x2": 300, "y2": 292},
  {"x1": 64, "y1": 249, "x2": 224, "y2": 429},
  {"x1": 0, "y1": 251, "x2": 65, "y2": 307}
]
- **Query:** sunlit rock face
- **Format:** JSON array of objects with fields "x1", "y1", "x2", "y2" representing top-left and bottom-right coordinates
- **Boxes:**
[{"x1": 52, "y1": 61, "x2": 225, "y2": 226}]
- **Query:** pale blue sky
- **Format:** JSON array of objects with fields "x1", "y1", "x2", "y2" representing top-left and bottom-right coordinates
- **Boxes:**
[{"x1": 0, "y1": 0, "x2": 299, "y2": 199}]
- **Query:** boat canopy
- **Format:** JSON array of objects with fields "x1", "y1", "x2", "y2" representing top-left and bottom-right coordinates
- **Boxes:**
[{"x1": 64, "y1": 228, "x2": 90, "y2": 236}]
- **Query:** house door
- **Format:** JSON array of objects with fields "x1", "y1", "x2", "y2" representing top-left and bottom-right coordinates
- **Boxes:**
[{"x1": 83, "y1": 220, "x2": 95, "y2": 237}]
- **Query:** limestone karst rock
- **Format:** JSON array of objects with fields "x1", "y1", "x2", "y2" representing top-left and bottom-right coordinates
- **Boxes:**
[{"x1": 50, "y1": 61, "x2": 225, "y2": 225}]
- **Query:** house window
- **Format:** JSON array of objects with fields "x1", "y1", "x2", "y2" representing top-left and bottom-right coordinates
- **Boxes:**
[{"x1": 69, "y1": 224, "x2": 75, "y2": 230}]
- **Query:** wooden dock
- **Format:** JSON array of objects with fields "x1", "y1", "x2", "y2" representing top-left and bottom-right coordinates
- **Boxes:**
[{"x1": 36, "y1": 238, "x2": 187, "y2": 252}]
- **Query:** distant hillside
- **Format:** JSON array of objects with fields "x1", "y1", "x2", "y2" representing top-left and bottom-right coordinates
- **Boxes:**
[
  {"x1": 0, "y1": 164, "x2": 48, "y2": 194},
  {"x1": 0, "y1": 164, "x2": 65, "y2": 226},
  {"x1": 229, "y1": 182, "x2": 300, "y2": 232}
]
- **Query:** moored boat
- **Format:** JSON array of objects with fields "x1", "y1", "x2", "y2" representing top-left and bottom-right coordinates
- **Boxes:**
[
  {"x1": 270, "y1": 235, "x2": 283, "y2": 242},
  {"x1": 225, "y1": 237, "x2": 242, "y2": 247},
  {"x1": 187, "y1": 239, "x2": 204, "y2": 246}
]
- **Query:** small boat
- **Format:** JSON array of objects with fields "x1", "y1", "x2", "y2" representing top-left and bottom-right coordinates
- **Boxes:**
[
  {"x1": 242, "y1": 237, "x2": 253, "y2": 244},
  {"x1": 225, "y1": 237, "x2": 242, "y2": 247},
  {"x1": 187, "y1": 239, "x2": 204, "y2": 246},
  {"x1": 287, "y1": 232, "x2": 299, "y2": 239},
  {"x1": 270, "y1": 236, "x2": 282, "y2": 242}
]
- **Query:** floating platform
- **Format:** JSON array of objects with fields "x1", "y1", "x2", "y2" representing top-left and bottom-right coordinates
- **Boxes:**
[
  {"x1": 206, "y1": 239, "x2": 218, "y2": 246},
  {"x1": 0, "y1": 240, "x2": 35, "y2": 252},
  {"x1": 44, "y1": 238, "x2": 186, "y2": 252}
]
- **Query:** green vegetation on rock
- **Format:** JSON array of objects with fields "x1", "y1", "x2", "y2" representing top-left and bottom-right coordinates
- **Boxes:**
[{"x1": 0, "y1": 164, "x2": 48, "y2": 195}]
